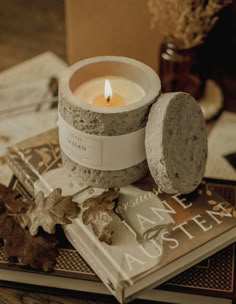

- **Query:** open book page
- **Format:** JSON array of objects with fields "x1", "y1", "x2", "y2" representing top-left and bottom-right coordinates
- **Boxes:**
[
  {"x1": 0, "y1": 52, "x2": 67, "y2": 116},
  {"x1": 205, "y1": 112, "x2": 236, "y2": 181},
  {"x1": 0, "y1": 52, "x2": 66, "y2": 85},
  {"x1": 0, "y1": 52, "x2": 67, "y2": 185}
]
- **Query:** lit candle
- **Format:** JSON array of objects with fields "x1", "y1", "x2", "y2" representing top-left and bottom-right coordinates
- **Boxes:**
[
  {"x1": 59, "y1": 56, "x2": 161, "y2": 188},
  {"x1": 73, "y1": 76, "x2": 145, "y2": 107},
  {"x1": 93, "y1": 79, "x2": 124, "y2": 106}
]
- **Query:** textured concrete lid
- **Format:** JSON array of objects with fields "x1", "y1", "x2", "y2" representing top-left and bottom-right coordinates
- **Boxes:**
[{"x1": 145, "y1": 92, "x2": 208, "y2": 194}]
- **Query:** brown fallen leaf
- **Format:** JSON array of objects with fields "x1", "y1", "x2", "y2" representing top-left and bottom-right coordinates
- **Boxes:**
[
  {"x1": 0, "y1": 184, "x2": 58, "y2": 271},
  {"x1": 3, "y1": 220, "x2": 58, "y2": 272},
  {"x1": 0, "y1": 184, "x2": 29, "y2": 214},
  {"x1": 82, "y1": 190, "x2": 119, "y2": 245},
  {"x1": 20, "y1": 188, "x2": 80, "y2": 236}
]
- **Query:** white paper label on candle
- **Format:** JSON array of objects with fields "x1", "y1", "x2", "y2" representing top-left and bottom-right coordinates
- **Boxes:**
[{"x1": 58, "y1": 114, "x2": 146, "y2": 171}]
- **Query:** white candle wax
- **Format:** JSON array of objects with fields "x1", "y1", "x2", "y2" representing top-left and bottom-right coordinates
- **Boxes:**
[{"x1": 73, "y1": 76, "x2": 145, "y2": 106}]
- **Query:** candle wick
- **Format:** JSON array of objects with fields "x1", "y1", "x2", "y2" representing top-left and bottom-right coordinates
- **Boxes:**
[{"x1": 107, "y1": 96, "x2": 110, "y2": 102}]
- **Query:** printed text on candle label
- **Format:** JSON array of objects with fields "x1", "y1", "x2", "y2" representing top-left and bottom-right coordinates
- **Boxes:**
[
  {"x1": 58, "y1": 114, "x2": 146, "y2": 171},
  {"x1": 67, "y1": 134, "x2": 86, "y2": 152},
  {"x1": 64, "y1": 129, "x2": 102, "y2": 166}
]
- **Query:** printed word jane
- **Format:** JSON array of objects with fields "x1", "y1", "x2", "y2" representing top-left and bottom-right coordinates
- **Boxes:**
[{"x1": 121, "y1": 193, "x2": 233, "y2": 272}]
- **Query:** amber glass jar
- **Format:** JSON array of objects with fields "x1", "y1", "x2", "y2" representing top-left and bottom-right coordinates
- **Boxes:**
[{"x1": 159, "y1": 40, "x2": 207, "y2": 100}]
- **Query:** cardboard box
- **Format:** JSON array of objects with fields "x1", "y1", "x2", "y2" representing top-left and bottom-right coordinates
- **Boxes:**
[{"x1": 65, "y1": 0, "x2": 163, "y2": 71}]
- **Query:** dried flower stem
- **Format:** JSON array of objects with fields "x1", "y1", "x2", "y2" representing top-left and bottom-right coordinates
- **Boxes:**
[{"x1": 148, "y1": 0, "x2": 232, "y2": 48}]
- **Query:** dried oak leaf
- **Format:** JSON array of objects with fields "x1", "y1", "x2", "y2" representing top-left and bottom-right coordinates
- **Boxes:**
[
  {"x1": 0, "y1": 184, "x2": 29, "y2": 214},
  {"x1": 0, "y1": 184, "x2": 58, "y2": 272},
  {"x1": 20, "y1": 188, "x2": 80, "y2": 236},
  {"x1": 0, "y1": 201, "x2": 14, "y2": 239},
  {"x1": 82, "y1": 190, "x2": 119, "y2": 245},
  {"x1": 4, "y1": 221, "x2": 58, "y2": 272}
]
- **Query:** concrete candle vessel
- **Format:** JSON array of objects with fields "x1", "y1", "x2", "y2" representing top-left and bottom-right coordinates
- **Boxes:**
[{"x1": 58, "y1": 56, "x2": 161, "y2": 188}]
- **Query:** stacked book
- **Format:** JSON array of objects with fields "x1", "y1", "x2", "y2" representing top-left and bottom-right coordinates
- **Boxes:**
[
  {"x1": 1, "y1": 54, "x2": 236, "y2": 304},
  {"x1": 3, "y1": 125, "x2": 236, "y2": 304}
]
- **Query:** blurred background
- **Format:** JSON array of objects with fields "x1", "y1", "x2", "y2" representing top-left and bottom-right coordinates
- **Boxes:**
[
  {"x1": 0, "y1": 0, "x2": 65, "y2": 71},
  {"x1": 0, "y1": 0, "x2": 235, "y2": 112}
]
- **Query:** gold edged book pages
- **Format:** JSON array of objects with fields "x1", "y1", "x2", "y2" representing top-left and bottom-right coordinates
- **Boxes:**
[{"x1": 6, "y1": 128, "x2": 236, "y2": 303}]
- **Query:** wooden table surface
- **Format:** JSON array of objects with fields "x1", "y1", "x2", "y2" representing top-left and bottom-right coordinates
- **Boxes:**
[
  {"x1": 0, "y1": 1, "x2": 235, "y2": 303},
  {"x1": 0, "y1": 287, "x2": 109, "y2": 304}
]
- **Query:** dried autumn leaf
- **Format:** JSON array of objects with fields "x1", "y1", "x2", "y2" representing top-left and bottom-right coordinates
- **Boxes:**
[
  {"x1": 0, "y1": 184, "x2": 29, "y2": 214},
  {"x1": 0, "y1": 202, "x2": 14, "y2": 238},
  {"x1": 0, "y1": 184, "x2": 58, "y2": 272},
  {"x1": 82, "y1": 190, "x2": 119, "y2": 245},
  {"x1": 20, "y1": 188, "x2": 80, "y2": 236},
  {"x1": 52, "y1": 192, "x2": 80, "y2": 221},
  {"x1": 3, "y1": 220, "x2": 58, "y2": 272}
]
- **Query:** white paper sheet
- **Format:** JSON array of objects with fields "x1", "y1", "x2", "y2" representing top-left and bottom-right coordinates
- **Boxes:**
[
  {"x1": 0, "y1": 52, "x2": 67, "y2": 185},
  {"x1": 205, "y1": 111, "x2": 236, "y2": 181}
]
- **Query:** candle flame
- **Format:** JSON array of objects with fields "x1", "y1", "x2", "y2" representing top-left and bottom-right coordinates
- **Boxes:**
[{"x1": 104, "y1": 79, "x2": 113, "y2": 101}]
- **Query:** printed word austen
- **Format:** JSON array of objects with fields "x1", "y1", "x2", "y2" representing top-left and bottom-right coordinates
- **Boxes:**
[{"x1": 122, "y1": 200, "x2": 232, "y2": 272}]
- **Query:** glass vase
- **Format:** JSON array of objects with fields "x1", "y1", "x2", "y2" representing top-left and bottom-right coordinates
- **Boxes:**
[{"x1": 159, "y1": 40, "x2": 207, "y2": 100}]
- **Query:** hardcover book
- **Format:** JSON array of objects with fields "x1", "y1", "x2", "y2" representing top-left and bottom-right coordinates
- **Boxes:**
[
  {"x1": 6, "y1": 128, "x2": 236, "y2": 303},
  {"x1": 0, "y1": 177, "x2": 235, "y2": 304}
]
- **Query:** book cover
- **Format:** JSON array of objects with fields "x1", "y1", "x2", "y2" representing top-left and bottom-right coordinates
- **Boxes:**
[{"x1": 6, "y1": 128, "x2": 236, "y2": 303}]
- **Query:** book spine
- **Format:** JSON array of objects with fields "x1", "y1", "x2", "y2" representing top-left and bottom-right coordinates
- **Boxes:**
[{"x1": 6, "y1": 148, "x2": 35, "y2": 196}]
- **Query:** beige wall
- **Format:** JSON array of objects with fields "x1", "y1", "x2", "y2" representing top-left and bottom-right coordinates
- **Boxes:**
[{"x1": 65, "y1": 0, "x2": 163, "y2": 71}]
